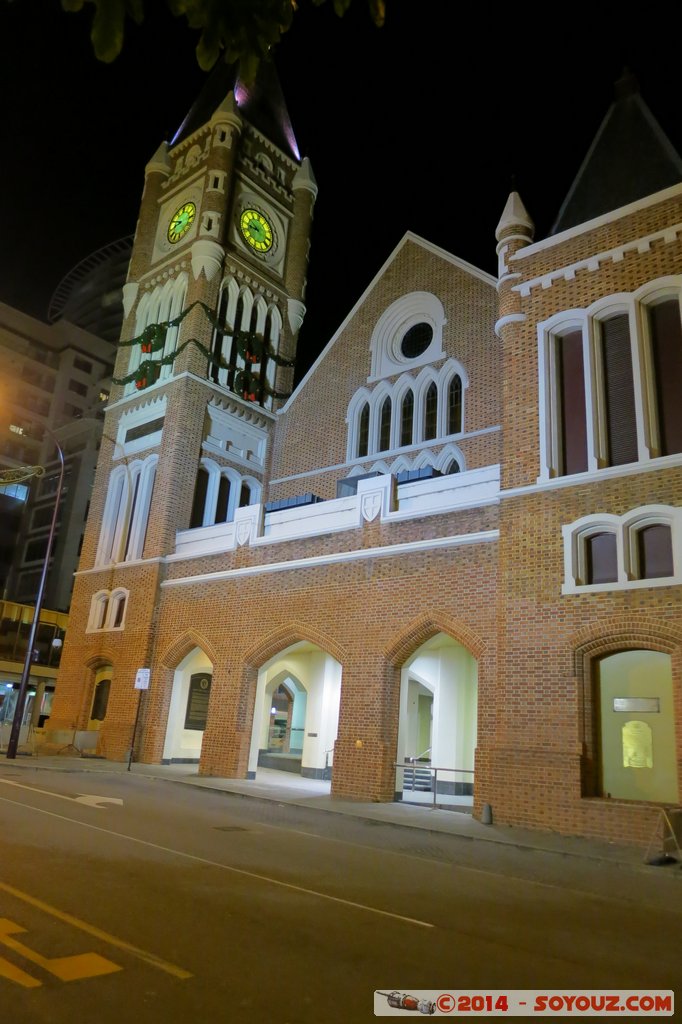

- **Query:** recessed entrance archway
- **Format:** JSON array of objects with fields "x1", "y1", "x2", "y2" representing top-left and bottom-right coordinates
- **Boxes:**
[
  {"x1": 596, "y1": 649, "x2": 679, "y2": 803},
  {"x1": 248, "y1": 641, "x2": 341, "y2": 781},
  {"x1": 162, "y1": 646, "x2": 213, "y2": 764},
  {"x1": 396, "y1": 632, "x2": 477, "y2": 807}
]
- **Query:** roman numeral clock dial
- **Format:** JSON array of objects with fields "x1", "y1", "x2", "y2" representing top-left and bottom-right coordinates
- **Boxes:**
[
  {"x1": 167, "y1": 202, "x2": 196, "y2": 243},
  {"x1": 240, "y1": 209, "x2": 274, "y2": 253}
]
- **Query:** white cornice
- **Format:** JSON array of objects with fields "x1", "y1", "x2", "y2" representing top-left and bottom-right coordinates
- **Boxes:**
[
  {"x1": 161, "y1": 529, "x2": 500, "y2": 588},
  {"x1": 502, "y1": 452, "x2": 682, "y2": 500},
  {"x1": 511, "y1": 181, "x2": 682, "y2": 261},
  {"x1": 512, "y1": 223, "x2": 682, "y2": 297}
]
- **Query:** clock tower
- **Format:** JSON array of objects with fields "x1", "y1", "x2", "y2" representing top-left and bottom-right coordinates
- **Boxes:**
[{"x1": 48, "y1": 60, "x2": 317, "y2": 759}]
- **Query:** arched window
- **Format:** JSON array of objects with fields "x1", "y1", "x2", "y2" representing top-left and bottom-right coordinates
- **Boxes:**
[
  {"x1": 378, "y1": 396, "x2": 392, "y2": 452},
  {"x1": 357, "y1": 403, "x2": 370, "y2": 458},
  {"x1": 598, "y1": 314, "x2": 638, "y2": 467},
  {"x1": 239, "y1": 482, "x2": 251, "y2": 508},
  {"x1": 94, "y1": 594, "x2": 108, "y2": 630},
  {"x1": 210, "y1": 287, "x2": 231, "y2": 387},
  {"x1": 447, "y1": 375, "x2": 462, "y2": 434},
  {"x1": 443, "y1": 458, "x2": 460, "y2": 475},
  {"x1": 635, "y1": 523, "x2": 673, "y2": 579},
  {"x1": 585, "y1": 532, "x2": 618, "y2": 585},
  {"x1": 424, "y1": 382, "x2": 438, "y2": 441},
  {"x1": 190, "y1": 468, "x2": 209, "y2": 528},
  {"x1": 110, "y1": 590, "x2": 127, "y2": 629},
  {"x1": 400, "y1": 390, "x2": 413, "y2": 447},
  {"x1": 646, "y1": 299, "x2": 682, "y2": 456},
  {"x1": 215, "y1": 476, "x2": 231, "y2": 523}
]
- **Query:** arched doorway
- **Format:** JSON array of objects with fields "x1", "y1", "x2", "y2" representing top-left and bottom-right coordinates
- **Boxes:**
[
  {"x1": 595, "y1": 649, "x2": 679, "y2": 803},
  {"x1": 248, "y1": 641, "x2": 341, "y2": 780},
  {"x1": 87, "y1": 664, "x2": 113, "y2": 731},
  {"x1": 162, "y1": 646, "x2": 213, "y2": 764},
  {"x1": 396, "y1": 633, "x2": 478, "y2": 807}
]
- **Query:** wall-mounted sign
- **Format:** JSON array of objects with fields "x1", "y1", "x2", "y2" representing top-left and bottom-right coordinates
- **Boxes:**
[
  {"x1": 135, "y1": 668, "x2": 150, "y2": 690},
  {"x1": 613, "y1": 697, "x2": 660, "y2": 713},
  {"x1": 184, "y1": 674, "x2": 212, "y2": 731},
  {"x1": 622, "y1": 720, "x2": 653, "y2": 769}
]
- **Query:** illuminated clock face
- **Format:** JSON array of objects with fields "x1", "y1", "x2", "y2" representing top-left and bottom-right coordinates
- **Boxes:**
[
  {"x1": 240, "y1": 209, "x2": 273, "y2": 253},
  {"x1": 167, "y1": 202, "x2": 196, "y2": 243}
]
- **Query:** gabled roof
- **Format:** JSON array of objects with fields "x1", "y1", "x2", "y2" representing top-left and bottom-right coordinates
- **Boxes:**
[
  {"x1": 551, "y1": 70, "x2": 682, "y2": 235},
  {"x1": 171, "y1": 57, "x2": 299, "y2": 160}
]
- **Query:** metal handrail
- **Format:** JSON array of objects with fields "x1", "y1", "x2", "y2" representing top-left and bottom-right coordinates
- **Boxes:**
[
  {"x1": 395, "y1": 762, "x2": 474, "y2": 808},
  {"x1": 407, "y1": 747, "x2": 432, "y2": 763}
]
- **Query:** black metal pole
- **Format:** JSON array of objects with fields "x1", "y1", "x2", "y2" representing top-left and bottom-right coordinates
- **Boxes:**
[
  {"x1": 6, "y1": 432, "x2": 65, "y2": 759},
  {"x1": 127, "y1": 691, "x2": 143, "y2": 771}
]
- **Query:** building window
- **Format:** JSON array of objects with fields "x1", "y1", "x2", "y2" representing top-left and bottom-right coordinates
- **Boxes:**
[
  {"x1": 586, "y1": 532, "x2": 618, "y2": 585},
  {"x1": 424, "y1": 383, "x2": 438, "y2": 441},
  {"x1": 635, "y1": 524, "x2": 673, "y2": 580},
  {"x1": 646, "y1": 299, "x2": 682, "y2": 456},
  {"x1": 562, "y1": 505, "x2": 680, "y2": 594},
  {"x1": 555, "y1": 329, "x2": 588, "y2": 476},
  {"x1": 400, "y1": 390, "x2": 414, "y2": 447},
  {"x1": 599, "y1": 314, "x2": 638, "y2": 467},
  {"x1": 447, "y1": 375, "x2": 462, "y2": 435},
  {"x1": 96, "y1": 455, "x2": 158, "y2": 566},
  {"x1": 190, "y1": 468, "x2": 209, "y2": 528},
  {"x1": 187, "y1": 460, "x2": 260, "y2": 529},
  {"x1": 401, "y1": 322, "x2": 433, "y2": 359},
  {"x1": 541, "y1": 281, "x2": 682, "y2": 481},
  {"x1": 357, "y1": 403, "x2": 370, "y2": 458},
  {"x1": 87, "y1": 589, "x2": 128, "y2": 632},
  {"x1": 378, "y1": 396, "x2": 392, "y2": 452}
]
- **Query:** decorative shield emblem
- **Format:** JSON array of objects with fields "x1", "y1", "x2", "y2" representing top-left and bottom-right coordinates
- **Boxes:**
[
  {"x1": 361, "y1": 491, "x2": 382, "y2": 522},
  {"x1": 236, "y1": 520, "x2": 251, "y2": 546}
]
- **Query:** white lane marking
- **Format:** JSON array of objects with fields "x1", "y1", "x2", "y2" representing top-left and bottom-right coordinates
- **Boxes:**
[
  {"x1": 0, "y1": 778, "x2": 122, "y2": 809},
  {"x1": 0, "y1": 796, "x2": 433, "y2": 929}
]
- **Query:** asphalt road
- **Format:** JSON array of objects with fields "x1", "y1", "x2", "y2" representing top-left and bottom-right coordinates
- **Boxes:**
[{"x1": 0, "y1": 765, "x2": 679, "y2": 1022}]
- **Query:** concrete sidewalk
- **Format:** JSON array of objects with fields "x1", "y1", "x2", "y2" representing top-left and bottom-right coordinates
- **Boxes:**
[{"x1": 1, "y1": 752, "x2": 678, "y2": 872}]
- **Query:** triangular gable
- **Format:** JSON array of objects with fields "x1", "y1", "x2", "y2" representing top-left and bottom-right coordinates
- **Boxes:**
[{"x1": 279, "y1": 232, "x2": 496, "y2": 415}]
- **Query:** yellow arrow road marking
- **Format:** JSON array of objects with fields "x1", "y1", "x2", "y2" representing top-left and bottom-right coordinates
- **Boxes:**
[
  {"x1": 0, "y1": 919, "x2": 121, "y2": 981},
  {"x1": 0, "y1": 954, "x2": 41, "y2": 988},
  {"x1": 0, "y1": 883, "x2": 191, "y2": 980}
]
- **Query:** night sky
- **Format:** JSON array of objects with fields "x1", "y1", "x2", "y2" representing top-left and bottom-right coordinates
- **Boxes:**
[{"x1": 2, "y1": 1, "x2": 682, "y2": 379}]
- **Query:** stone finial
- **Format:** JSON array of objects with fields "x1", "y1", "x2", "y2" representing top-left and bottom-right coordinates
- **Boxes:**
[
  {"x1": 495, "y1": 191, "x2": 534, "y2": 243},
  {"x1": 145, "y1": 141, "x2": 171, "y2": 177},
  {"x1": 292, "y1": 157, "x2": 318, "y2": 199}
]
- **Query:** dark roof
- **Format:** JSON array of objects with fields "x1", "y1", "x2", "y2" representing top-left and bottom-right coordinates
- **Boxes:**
[
  {"x1": 551, "y1": 71, "x2": 682, "y2": 234},
  {"x1": 171, "y1": 58, "x2": 299, "y2": 160}
]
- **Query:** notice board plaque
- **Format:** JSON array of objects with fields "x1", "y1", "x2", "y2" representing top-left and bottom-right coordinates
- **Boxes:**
[
  {"x1": 184, "y1": 674, "x2": 212, "y2": 731},
  {"x1": 613, "y1": 697, "x2": 660, "y2": 713}
]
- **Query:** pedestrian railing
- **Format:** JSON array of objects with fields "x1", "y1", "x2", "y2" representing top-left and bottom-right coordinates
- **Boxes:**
[{"x1": 394, "y1": 762, "x2": 474, "y2": 808}]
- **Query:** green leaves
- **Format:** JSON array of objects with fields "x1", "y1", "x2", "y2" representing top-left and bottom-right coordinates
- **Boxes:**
[{"x1": 61, "y1": 0, "x2": 385, "y2": 78}]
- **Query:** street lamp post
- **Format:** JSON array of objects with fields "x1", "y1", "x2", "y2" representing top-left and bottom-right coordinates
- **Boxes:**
[{"x1": 6, "y1": 429, "x2": 65, "y2": 759}]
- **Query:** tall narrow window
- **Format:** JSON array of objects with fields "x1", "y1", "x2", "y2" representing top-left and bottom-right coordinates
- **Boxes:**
[
  {"x1": 648, "y1": 300, "x2": 682, "y2": 456},
  {"x1": 637, "y1": 524, "x2": 674, "y2": 579},
  {"x1": 586, "y1": 532, "x2": 618, "y2": 585},
  {"x1": 400, "y1": 390, "x2": 414, "y2": 447},
  {"x1": 112, "y1": 594, "x2": 126, "y2": 628},
  {"x1": 211, "y1": 289, "x2": 230, "y2": 386},
  {"x1": 600, "y1": 315, "x2": 638, "y2": 466},
  {"x1": 239, "y1": 482, "x2": 251, "y2": 508},
  {"x1": 190, "y1": 468, "x2": 209, "y2": 529},
  {"x1": 424, "y1": 383, "x2": 438, "y2": 441},
  {"x1": 124, "y1": 473, "x2": 142, "y2": 560},
  {"x1": 357, "y1": 403, "x2": 370, "y2": 457},
  {"x1": 448, "y1": 375, "x2": 462, "y2": 434},
  {"x1": 215, "y1": 476, "x2": 231, "y2": 523},
  {"x1": 556, "y1": 330, "x2": 588, "y2": 475},
  {"x1": 378, "y1": 396, "x2": 392, "y2": 452}
]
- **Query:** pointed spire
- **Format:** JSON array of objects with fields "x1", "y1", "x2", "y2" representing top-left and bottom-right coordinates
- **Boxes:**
[
  {"x1": 551, "y1": 75, "x2": 682, "y2": 234},
  {"x1": 292, "y1": 157, "x2": 318, "y2": 198},
  {"x1": 145, "y1": 141, "x2": 171, "y2": 177},
  {"x1": 495, "y1": 191, "x2": 534, "y2": 243},
  {"x1": 211, "y1": 90, "x2": 242, "y2": 128}
]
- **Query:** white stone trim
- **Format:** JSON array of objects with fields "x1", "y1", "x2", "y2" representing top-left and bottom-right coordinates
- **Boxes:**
[
  {"x1": 537, "y1": 278, "x2": 682, "y2": 483},
  {"x1": 95, "y1": 453, "x2": 158, "y2": 567},
  {"x1": 163, "y1": 529, "x2": 500, "y2": 588},
  {"x1": 368, "y1": 291, "x2": 446, "y2": 380},
  {"x1": 85, "y1": 587, "x2": 129, "y2": 632},
  {"x1": 510, "y1": 181, "x2": 682, "y2": 262},
  {"x1": 494, "y1": 312, "x2": 526, "y2": 338}
]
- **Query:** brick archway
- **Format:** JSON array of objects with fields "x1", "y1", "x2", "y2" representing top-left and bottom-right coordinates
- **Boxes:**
[
  {"x1": 159, "y1": 629, "x2": 219, "y2": 671},
  {"x1": 384, "y1": 610, "x2": 487, "y2": 667},
  {"x1": 572, "y1": 617, "x2": 682, "y2": 798}
]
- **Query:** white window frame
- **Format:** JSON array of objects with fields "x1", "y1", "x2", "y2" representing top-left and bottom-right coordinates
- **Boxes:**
[{"x1": 562, "y1": 505, "x2": 682, "y2": 594}]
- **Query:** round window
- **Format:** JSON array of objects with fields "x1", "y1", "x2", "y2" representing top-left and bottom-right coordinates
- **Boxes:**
[{"x1": 400, "y1": 322, "x2": 433, "y2": 359}]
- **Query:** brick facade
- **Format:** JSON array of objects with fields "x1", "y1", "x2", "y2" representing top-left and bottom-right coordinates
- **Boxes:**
[{"x1": 47, "y1": 76, "x2": 681, "y2": 847}]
